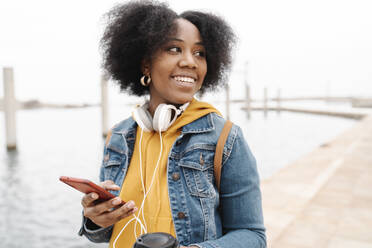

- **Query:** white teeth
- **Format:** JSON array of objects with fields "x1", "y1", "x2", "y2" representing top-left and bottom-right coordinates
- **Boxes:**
[{"x1": 174, "y1": 76, "x2": 195, "y2": 83}]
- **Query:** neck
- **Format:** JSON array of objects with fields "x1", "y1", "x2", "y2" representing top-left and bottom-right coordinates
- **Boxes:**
[{"x1": 147, "y1": 100, "x2": 158, "y2": 117}]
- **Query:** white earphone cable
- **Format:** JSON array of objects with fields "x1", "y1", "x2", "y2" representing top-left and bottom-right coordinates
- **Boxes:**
[
  {"x1": 135, "y1": 128, "x2": 148, "y2": 234},
  {"x1": 114, "y1": 126, "x2": 164, "y2": 246},
  {"x1": 113, "y1": 213, "x2": 147, "y2": 248},
  {"x1": 133, "y1": 128, "x2": 163, "y2": 238}
]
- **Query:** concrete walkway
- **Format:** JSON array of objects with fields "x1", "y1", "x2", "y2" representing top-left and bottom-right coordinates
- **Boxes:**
[{"x1": 261, "y1": 115, "x2": 372, "y2": 248}]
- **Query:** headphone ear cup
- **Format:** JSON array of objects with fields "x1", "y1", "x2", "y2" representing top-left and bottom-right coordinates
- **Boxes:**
[
  {"x1": 133, "y1": 105, "x2": 153, "y2": 132},
  {"x1": 153, "y1": 104, "x2": 177, "y2": 132}
]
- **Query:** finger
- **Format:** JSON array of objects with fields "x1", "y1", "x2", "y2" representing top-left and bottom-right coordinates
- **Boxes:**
[
  {"x1": 84, "y1": 197, "x2": 124, "y2": 217},
  {"x1": 100, "y1": 180, "x2": 120, "y2": 191},
  {"x1": 99, "y1": 180, "x2": 115, "y2": 187},
  {"x1": 81, "y1": 192, "x2": 99, "y2": 208},
  {"x1": 88, "y1": 201, "x2": 137, "y2": 227},
  {"x1": 112, "y1": 200, "x2": 137, "y2": 220}
]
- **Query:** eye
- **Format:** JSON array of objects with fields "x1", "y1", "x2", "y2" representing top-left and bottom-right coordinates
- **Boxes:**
[
  {"x1": 194, "y1": 50, "x2": 206, "y2": 57},
  {"x1": 167, "y1": 46, "x2": 181, "y2": 53}
]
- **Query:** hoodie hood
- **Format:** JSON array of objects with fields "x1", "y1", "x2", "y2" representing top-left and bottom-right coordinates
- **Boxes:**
[{"x1": 167, "y1": 98, "x2": 221, "y2": 133}]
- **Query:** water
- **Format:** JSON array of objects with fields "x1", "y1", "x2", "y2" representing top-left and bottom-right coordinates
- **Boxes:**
[
  {"x1": 0, "y1": 103, "x2": 357, "y2": 247},
  {"x1": 0, "y1": 108, "x2": 106, "y2": 248}
]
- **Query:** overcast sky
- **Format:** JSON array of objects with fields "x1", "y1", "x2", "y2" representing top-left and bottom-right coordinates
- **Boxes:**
[{"x1": 1, "y1": 0, "x2": 371, "y2": 104}]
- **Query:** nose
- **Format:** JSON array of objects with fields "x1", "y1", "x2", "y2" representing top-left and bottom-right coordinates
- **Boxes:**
[{"x1": 178, "y1": 51, "x2": 197, "y2": 69}]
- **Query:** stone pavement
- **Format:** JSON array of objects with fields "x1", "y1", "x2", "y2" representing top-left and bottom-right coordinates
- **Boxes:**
[{"x1": 261, "y1": 115, "x2": 372, "y2": 248}]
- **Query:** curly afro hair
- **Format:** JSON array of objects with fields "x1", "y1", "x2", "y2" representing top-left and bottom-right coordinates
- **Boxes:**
[{"x1": 101, "y1": 0, "x2": 236, "y2": 96}]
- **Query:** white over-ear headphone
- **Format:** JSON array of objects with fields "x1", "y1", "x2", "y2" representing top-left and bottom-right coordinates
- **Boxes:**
[{"x1": 132, "y1": 102, "x2": 189, "y2": 132}]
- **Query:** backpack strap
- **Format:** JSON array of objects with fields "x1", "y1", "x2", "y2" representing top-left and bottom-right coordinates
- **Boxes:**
[
  {"x1": 105, "y1": 129, "x2": 112, "y2": 146},
  {"x1": 214, "y1": 120, "x2": 233, "y2": 192}
]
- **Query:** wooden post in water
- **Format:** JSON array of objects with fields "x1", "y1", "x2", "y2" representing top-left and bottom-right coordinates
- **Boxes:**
[
  {"x1": 245, "y1": 83, "x2": 251, "y2": 119},
  {"x1": 277, "y1": 88, "x2": 281, "y2": 113},
  {"x1": 3, "y1": 67, "x2": 17, "y2": 150},
  {"x1": 263, "y1": 87, "x2": 268, "y2": 116},
  {"x1": 101, "y1": 74, "x2": 109, "y2": 137},
  {"x1": 225, "y1": 83, "x2": 230, "y2": 120},
  {"x1": 243, "y1": 61, "x2": 251, "y2": 119}
]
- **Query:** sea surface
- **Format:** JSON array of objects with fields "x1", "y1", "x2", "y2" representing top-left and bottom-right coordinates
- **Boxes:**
[{"x1": 0, "y1": 101, "x2": 359, "y2": 247}]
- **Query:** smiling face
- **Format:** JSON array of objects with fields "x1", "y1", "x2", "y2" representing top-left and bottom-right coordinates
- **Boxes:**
[{"x1": 143, "y1": 18, "x2": 207, "y2": 114}]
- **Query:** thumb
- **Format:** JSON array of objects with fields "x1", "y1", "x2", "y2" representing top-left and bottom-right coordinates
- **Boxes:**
[{"x1": 100, "y1": 180, "x2": 120, "y2": 191}]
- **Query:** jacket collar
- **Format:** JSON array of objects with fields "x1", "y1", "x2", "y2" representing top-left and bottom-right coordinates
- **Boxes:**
[{"x1": 181, "y1": 113, "x2": 215, "y2": 134}]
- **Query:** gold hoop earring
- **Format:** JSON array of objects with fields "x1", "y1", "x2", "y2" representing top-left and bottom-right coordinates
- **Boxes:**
[{"x1": 140, "y1": 75, "x2": 151, "y2": 86}]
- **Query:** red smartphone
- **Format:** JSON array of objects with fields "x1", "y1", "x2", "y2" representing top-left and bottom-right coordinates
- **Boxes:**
[{"x1": 59, "y1": 176, "x2": 122, "y2": 203}]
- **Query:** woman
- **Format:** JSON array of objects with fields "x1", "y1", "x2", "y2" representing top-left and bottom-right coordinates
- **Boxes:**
[{"x1": 79, "y1": 1, "x2": 266, "y2": 247}]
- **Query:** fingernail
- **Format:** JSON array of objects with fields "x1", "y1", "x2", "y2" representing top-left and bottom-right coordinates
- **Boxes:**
[
  {"x1": 132, "y1": 207, "x2": 138, "y2": 212},
  {"x1": 91, "y1": 193, "x2": 98, "y2": 199},
  {"x1": 127, "y1": 201, "x2": 135, "y2": 208},
  {"x1": 112, "y1": 198, "x2": 121, "y2": 205}
]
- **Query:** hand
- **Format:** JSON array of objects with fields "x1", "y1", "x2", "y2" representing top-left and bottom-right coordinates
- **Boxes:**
[{"x1": 81, "y1": 180, "x2": 137, "y2": 228}]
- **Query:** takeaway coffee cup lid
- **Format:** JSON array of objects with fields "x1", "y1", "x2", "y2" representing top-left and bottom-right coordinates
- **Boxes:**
[{"x1": 133, "y1": 232, "x2": 179, "y2": 248}]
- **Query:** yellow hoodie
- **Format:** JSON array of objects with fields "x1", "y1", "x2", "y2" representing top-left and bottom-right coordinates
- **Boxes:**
[{"x1": 109, "y1": 99, "x2": 220, "y2": 248}]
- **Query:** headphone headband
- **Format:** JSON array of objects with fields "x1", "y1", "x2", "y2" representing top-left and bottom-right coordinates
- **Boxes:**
[{"x1": 132, "y1": 102, "x2": 189, "y2": 132}]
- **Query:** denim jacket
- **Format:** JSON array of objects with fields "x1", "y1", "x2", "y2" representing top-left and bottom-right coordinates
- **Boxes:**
[{"x1": 79, "y1": 112, "x2": 266, "y2": 248}]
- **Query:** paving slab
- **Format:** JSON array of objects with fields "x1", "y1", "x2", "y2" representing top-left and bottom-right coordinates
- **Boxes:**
[{"x1": 261, "y1": 115, "x2": 372, "y2": 247}]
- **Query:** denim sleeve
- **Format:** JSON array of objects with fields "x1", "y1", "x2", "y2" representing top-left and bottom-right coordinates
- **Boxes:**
[
  {"x1": 78, "y1": 215, "x2": 113, "y2": 243},
  {"x1": 191, "y1": 125, "x2": 266, "y2": 248}
]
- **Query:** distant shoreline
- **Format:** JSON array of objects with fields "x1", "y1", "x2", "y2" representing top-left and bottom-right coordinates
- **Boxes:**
[{"x1": 0, "y1": 99, "x2": 99, "y2": 111}]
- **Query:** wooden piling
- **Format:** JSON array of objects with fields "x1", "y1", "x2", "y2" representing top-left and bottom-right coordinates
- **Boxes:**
[
  {"x1": 263, "y1": 87, "x2": 268, "y2": 116},
  {"x1": 243, "y1": 61, "x2": 251, "y2": 119},
  {"x1": 101, "y1": 74, "x2": 109, "y2": 137},
  {"x1": 245, "y1": 83, "x2": 251, "y2": 119},
  {"x1": 277, "y1": 88, "x2": 281, "y2": 113},
  {"x1": 225, "y1": 83, "x2": 230, "y2": 120},
  {"x1": 3, "y1": 67, "x2": 17, "y2": 150}
]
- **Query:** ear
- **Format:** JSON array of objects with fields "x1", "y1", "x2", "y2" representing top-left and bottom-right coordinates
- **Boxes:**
[{"x1": 141, "y1": 59, "x2": 151, "y2": 76}]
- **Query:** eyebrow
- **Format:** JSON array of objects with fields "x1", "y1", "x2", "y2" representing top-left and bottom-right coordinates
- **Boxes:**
[{"x1": 168, "y1": 38, "x2": 204, "y2": 46}]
